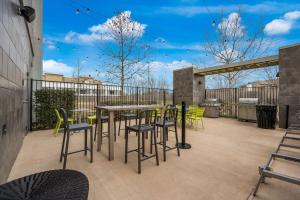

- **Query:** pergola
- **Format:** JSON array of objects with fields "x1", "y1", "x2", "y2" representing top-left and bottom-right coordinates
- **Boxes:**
[{"x1": 194, "y1": 55, "x2": 279, "y2": 76}]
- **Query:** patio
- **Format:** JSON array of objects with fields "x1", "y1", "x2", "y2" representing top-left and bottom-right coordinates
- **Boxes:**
[{"x1": 8, "y1": 118, "x2": 300, "y2": 200}]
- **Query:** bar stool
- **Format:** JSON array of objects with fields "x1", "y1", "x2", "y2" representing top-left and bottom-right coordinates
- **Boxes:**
[
  {"x1": 155, "y1": 107, "x2": 180, "y2": 161},
  {"x1": 118, "y1": 112, "x2": 137, "y2": 136},
  {"x1": 125, "y1": 109, "x2": 159, "y2": 174},
  {"x1": 59, "y1": 108, "x2": 93, "y2": 169}
]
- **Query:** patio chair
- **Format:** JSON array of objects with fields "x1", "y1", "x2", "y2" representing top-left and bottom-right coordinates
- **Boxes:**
[
  {"x1": 155, "y1": 107, "x2": 180, "y2": 161},
  {"x1": 54, "y1": 109, "x2": 74, "y2": 136},
  {"x1": 125, "y1": 109, "x2": 159, "y2": 174},
  {"x1": 0, "y1": 170, "x2": 89, "y2": 200},
  {"x1": 59, "y1": 108, "x2": 93, "y2": 169},
  {"x1": 118, "y1": 111, "x2": 138, "y2": 136},
  {"x1": 189, "y1": 107, "x2": 205, "y2": 128},
  {"x1": 87, "y1": 114, "x2": 96, "y2": 125}
]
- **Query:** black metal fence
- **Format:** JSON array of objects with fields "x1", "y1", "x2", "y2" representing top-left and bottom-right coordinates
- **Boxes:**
[
  {"x1": 205, "y1": 86, "x2": 278, "y2": 118},
  {"x1": 30, "y1": 79, "x2": 173, "y2": 130}
]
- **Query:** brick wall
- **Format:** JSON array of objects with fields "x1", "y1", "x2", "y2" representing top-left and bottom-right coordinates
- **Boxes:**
[
  {"x1": 0, "y1": 0, "x2": 42, "y2": 183},
  {"x1": 173, "y1": 67, "x2": 205, "y2": 105},
  {"x1": 278, "y1": 44, "x2": 300, "y2": 128}
]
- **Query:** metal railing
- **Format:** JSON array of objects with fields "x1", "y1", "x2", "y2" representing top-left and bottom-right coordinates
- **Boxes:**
[
  {"x1": 205, "y1": 86, "x2": 278, "y2": 118},
  {"x1": 30, "y1": 79, "x2": 173, "y2": 130}
]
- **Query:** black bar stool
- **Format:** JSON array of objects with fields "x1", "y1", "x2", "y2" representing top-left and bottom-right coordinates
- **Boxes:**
[
  {"x1": 155, "y1": 107, "x2": 180, "y2": 161},
  {"x1": 125, "y1": 109, "x2": 159, "y2": 174},
  {"x1": 118, "y1": 112, "x2": 137, "y2": 136},
  {"x1": 59, "y1": 108, "x2": 93, "y2": 169}
]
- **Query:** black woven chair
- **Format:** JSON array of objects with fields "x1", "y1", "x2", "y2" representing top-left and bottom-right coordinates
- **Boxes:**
[
  {"x1": 60, "y1": 108, "x2": 93, "y2": 169},
  {"x1": 155, "y1": 107, "x2": 180, "y2": 161},
  {"x1": 125, "y1": 109, "x2": 159, "y2": 174},
  {"x1": 0, "y1": 170, "x2": 89, "y2": 200}
]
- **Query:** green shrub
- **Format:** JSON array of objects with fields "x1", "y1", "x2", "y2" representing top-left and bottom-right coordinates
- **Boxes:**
[{"x1": 34, "y1": 89, "x2": 75, "y2": 129}]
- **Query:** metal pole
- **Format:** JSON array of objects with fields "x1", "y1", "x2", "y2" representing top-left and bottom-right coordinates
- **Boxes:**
[
  {"x1": 286, "y1": 105, "x2": 290, "y2": 129},
  {"x1": 177, "y1": 101, "x2": 191, "y2": 149},
  {"x1": 163, "y1": 90, "x2": 166, "y2": 106},
  {"x1": 29, "y1": 79, "x2": 33, "y2": 131},
  {"x1": 136, "y1": 87, "x2": 139, "y2": 105},
  {"x1": 96, "y1": 84, "x2": 99, "y2": 105},
  {"x1": 172, "y1": 89, "x2": 175, "y2": 105}
]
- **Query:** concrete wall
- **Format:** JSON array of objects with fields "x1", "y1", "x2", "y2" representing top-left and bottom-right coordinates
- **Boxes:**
[
  {"x1": 0, "y1": 0, "x2": 42, "y2": 183},
  {"x1": 278, "y1": 43, "x2": 300, "y2": 128},
  {"x1": 173, "y1": 67, "x2": 205, "y2": 105}
]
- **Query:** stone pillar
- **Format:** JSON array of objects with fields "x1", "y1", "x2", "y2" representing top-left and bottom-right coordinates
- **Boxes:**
[
  {"x1": 278, "y1": 43, "x2": 300, "y2": 128},
  {"x1": 173, "y1": 67, "x2": 205, "y2": 105}
]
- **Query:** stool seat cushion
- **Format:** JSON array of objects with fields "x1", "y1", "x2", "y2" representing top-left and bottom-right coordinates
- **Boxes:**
[
  {"x1": 126, "y1": 124, "x2": 154, "y2": 132},
  {"x1": 69, "y1": 123, "x2": 91, "y2": 131},
  {"x1": 156, "y1": 121, "x2": 175, "y2": 127}
]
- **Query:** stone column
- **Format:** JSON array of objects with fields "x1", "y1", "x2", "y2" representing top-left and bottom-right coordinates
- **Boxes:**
[
  {"x1": 278, "y1": 43, "x2": 300, "y2": 128},
  {"x1": 173, "y1": 67, "x2": 205, "y2": 105}
]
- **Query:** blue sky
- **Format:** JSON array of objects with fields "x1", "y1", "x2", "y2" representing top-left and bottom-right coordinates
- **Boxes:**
[{"x1": 43, "y1": 0, "x2": 300, "y2": 87}]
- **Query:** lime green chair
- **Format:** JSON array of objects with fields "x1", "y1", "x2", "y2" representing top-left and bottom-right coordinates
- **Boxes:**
[
  {"x1": 189, "y1": 107, "x2": 205, "y2": 128},
  {"x1": 54, "y1": 109, "x2": 74, "y2": 136},
  {"x1": 87, "y1": 115, "x2": 97, "y2": 125}
]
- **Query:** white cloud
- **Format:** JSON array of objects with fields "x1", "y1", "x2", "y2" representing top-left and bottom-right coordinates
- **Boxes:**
[
  {"x1": 64, "y1": 11, "x2": 146, "y2": 45},
  {"x1": 264, "y1": 10, "x2": 300, "y2": 35},
  {"x1": 153, "y1": 37, "x2": 204, "y2": 51},
  {"x1": 284, "y1": 11, "x2": 300, "y2": 20},
  {"x1": 158, "y1": 2, "x2": 300, "y2": 17},
  {"x1": 218, "y1": 12, "x2": 244, "y2": 36},
  {"x1": 264, "y1": 19, "x2": 292, "y2": 35},
  {"x1": 148, "y1": 60, "x2": 194, "y2": 71},
  {"x1": 43, "y1": 38, "x2": 57, "y2": 50},
  {"x1": 43, "y1": 60, "x2": 74, "y2": 76}
]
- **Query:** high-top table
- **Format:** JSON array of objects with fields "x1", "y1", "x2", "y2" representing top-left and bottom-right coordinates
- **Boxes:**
[{"x1": 95, "y1": 105, "x2": 159, "y2": 161}]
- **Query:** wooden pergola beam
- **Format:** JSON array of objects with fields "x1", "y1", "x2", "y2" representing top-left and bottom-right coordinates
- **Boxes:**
[{"x1": 193, "y1": 55, "x2": 279, "y2": 76}]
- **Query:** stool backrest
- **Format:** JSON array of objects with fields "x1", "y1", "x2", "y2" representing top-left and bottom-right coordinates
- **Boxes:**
[
  {"x1": 163, "y1": 107, "x2": 178, "y2": 125},
  {"x1": 59, "y1": 108, "x2": 69, "y2": 129},
  {"x1": 138, "y1": 109, "x2": 157, "y2": 130},
  {"x1": 55, "y1": 109, "x2": 62, "y2": 121}
]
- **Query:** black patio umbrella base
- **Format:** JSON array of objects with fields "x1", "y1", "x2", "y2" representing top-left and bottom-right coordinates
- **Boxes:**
[{"x1": 177, "y1": 143, "x2": 192, "y2": 149}]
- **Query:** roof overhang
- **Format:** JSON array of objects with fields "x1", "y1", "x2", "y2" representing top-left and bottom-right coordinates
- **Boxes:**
[{"x1": 194, "y1": 55, "x2": 279, "y2": 76}]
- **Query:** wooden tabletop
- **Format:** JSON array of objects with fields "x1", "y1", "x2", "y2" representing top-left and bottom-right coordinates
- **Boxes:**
[{"x1": 95, "y1": 105, "x2": 160, "y2": 111}]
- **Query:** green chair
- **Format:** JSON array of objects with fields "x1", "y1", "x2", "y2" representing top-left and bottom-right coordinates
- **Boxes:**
[
  {"x1": 87, "y1": 115, "x2": 96, "y2": 125},
  {"x1": 189, "y1": 107, "x2": 205, "y2": 128},
  {"x1": 54, "y1": 109, "x2": 74, "y2": 136}
]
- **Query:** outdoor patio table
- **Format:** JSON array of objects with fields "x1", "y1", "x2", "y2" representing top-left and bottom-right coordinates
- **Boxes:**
[
  {"x1": 71, "y1": 108, "x2": 90, "y2": 123},
  {"x1": 95, "y1": 105, "x2": 160, "y2": 161}
]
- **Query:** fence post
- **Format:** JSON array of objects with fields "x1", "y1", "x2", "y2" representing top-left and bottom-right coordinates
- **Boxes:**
[
  {"x1": 29, "y1": 78, "x2": 33, "y2": 131},
  {"x1": 136, "y1": 87, "x2": 139, "y2": 105},
  {"x1": 163, "y1": 89, "x2": 166, "y2": 106},
  {"x1": 286, "y1": 105, "x2": 290, "y2": 129},
  {"x1": 96, "y1": 84, "x2": 99, "y2": 105},
  {"x1": 172, "y1": 89, "x2": 175, "y2": 105},
  {"x1": 235, "y1": 88, "x2": 238, "y2": 118},
  {"x1": 177, "y1": 101, "x2": 191, "y2": 149}
]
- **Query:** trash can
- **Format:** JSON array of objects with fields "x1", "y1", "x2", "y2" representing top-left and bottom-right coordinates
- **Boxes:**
[{"x1": 256, "y1": 105, "x2": 277, "y2": 129}]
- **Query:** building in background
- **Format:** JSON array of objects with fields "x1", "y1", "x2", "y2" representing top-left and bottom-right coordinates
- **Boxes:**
[{"x1": 42, "y1": 73, "x2": 121, "y2": 96}]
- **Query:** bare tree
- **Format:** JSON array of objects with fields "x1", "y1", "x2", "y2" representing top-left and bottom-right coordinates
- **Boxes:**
[
  {"x1": 98, "y1": 11, "x2": 149, "y2": 93},
  {"x1": 203, "y1": 10, "x2": 271, "y2": 88},
  {"x1": 262, "y1": 66, "x2": 279, "y2": 80}
]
